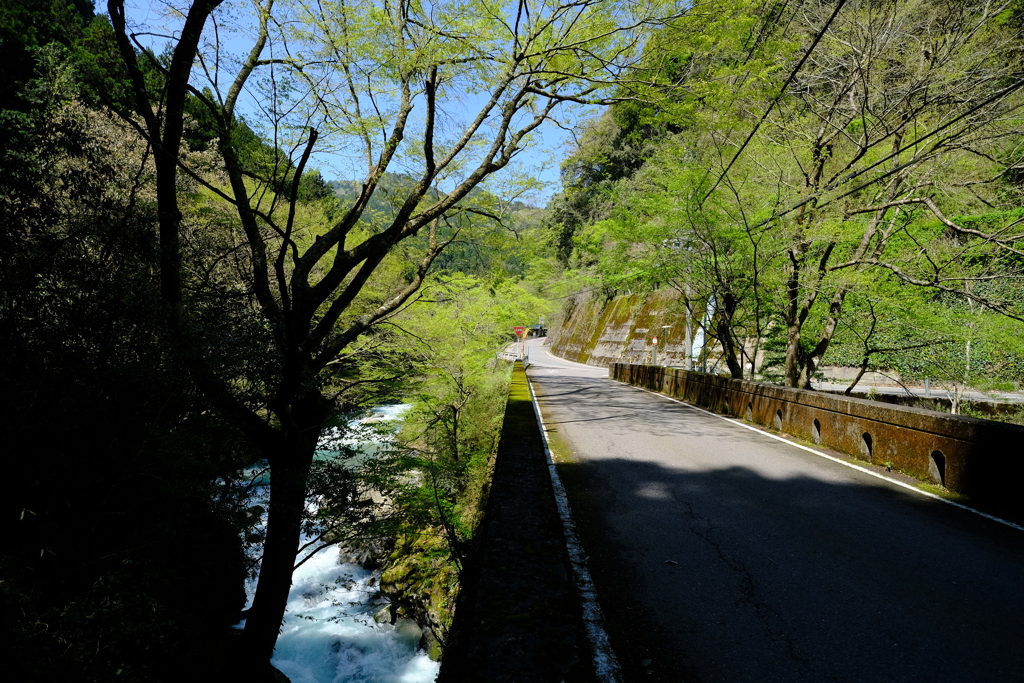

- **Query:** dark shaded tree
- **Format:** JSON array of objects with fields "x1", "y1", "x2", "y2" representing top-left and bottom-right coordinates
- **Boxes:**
[
  {"x1": 98, "y1": 0, "x2": 678, "y2": 673},
  {"x1": 0, "y1": 24, "x2": 256, "y2": 680}
]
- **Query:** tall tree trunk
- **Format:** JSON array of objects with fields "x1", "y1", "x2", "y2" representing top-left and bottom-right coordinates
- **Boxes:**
[
  {"x1": 784, "y1": 322, "x2": 803, "y2": 387},
  {"x1": 714, "y1": 291, "x2": 744, "y2": 379},
  {"x1": 783, "y1": 240, "x2": 806, "y2": 387},
  {"x1": 107, "y1": 0, "x2": 224, "y2": 333},
  {"x1": 240, "y1": 393, "x2": 328, "y2": 666},
  {"x1": 240, "y1": 452, "x2": 311, "y2": 664},
  {"x1": 798, "y1": 287, "x2": 849, "y2": 388}
]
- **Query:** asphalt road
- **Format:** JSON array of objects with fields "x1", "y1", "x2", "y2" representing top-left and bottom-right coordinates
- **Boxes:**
[{"x1": 525, "y1": 339, "x2": 1024, "y2": 683}]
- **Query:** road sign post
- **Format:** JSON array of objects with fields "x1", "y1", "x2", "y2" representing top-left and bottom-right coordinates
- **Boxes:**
[{"x1": 513, "y1": 326, "x2": 527, "y2": 360}]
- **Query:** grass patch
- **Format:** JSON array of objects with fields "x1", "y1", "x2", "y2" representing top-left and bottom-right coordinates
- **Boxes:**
[{"x1": 915, "y1": 482, "x2": 970, "y2": 503}]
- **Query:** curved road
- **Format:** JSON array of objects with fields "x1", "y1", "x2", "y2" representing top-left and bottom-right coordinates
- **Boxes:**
[{"x1": 526, "y1": 339, "x2": 1024, "y2": 683}]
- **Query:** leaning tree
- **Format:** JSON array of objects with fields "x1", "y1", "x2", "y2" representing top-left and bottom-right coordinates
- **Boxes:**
[{"x1": 103, "y1": 0, "x2": 683, "y2": 671}]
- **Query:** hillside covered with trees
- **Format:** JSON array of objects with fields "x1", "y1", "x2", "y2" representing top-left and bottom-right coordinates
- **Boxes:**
[
  {"x1": 5, "y1": 0, "x2": 1024, "y2": 680},
  {"x1": 548, "y1": 0, "x2": 1024, "y2": 402}
]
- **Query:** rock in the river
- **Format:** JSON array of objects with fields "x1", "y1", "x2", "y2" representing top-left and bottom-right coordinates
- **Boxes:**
[
  {"x1": 373, "y1": 604, "x2": 395, "y2": 624},
  {"x1": 337, "y1": 537, "x2": 392, "y2": 570}
]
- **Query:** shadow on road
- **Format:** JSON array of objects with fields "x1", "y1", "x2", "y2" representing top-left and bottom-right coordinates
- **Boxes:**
[{"x1": 555, "y1": 454, "x2": 1024, "y2": 683}]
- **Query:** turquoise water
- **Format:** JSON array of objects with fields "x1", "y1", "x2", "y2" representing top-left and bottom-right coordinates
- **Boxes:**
[
  {"x1": 269, "y1": 552, "x2": 438, "y2": 683},
  {"x1": 240, "y1": 405, "x2": 411, "y2": 485},
  {"x1": 235, "y1": 405, "x2": 439, "y2": 682}
]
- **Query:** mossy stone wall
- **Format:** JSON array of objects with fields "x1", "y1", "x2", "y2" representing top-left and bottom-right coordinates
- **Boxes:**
[{"x1": 550, "y1": 289, "x2": 692, "y2": 367}]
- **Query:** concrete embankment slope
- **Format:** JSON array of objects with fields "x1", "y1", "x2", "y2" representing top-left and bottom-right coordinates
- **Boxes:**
[
  {"x1": 438, "y1": 362, "x2": 593, "y2": 682},
  {"x1": 550, "y1": 289, "x2": 687, "y2": 368}
]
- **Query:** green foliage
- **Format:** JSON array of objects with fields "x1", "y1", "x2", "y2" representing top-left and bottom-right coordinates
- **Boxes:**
[
  {"x1": 359, "y1": 274, "x2": 552, "y2": 643},
  {"x1": 375, "y1": 274, "x2": 548, "y2": 587},
  {"x1": 0, "y1": 43, "x2": 259, "y2": 679},
  {"x1": 546, "y1": 109, "x2": 660, "y2": 265},
  {"x1": 399, "y1": 272, "x2": 549, "y2": 480},
  {"x1": 553, "y1": 0, "x2": 1024, "y2": 388},
  {"x1": 0, "y1": 0, "x2": 94, "y2": 111}
]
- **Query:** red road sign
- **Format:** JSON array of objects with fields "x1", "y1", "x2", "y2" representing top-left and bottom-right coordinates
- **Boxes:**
[{"x1": 513, "y1": 326, "x2": 526, "y2": 338}]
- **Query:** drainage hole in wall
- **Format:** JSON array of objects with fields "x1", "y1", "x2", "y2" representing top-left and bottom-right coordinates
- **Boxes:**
[
  {"x1": 929, "y1": 450, "x2": 946, "y2": 486},
  {"x1": 773, "y1": 409, "x2": 783, "y2": 430},
  {"x1": 745, "y1": 403, "x2": 753, "y2": 421},
  {"x1": 724, "y1": 397, "x2": 730, "y2": 414},
  {"x1": 811, "y1": 418, "x2": 821, "y2": 444},
  {"x1": 861, "y1": 432, "x2": 873, "y2": 461}
]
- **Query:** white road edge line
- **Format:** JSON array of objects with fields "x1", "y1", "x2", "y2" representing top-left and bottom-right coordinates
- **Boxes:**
[
  {"x1": 626, "y1": 382, "x2": 1024, "y2": 534},
  {"x1": 526, "y1": 373, "x2": 623, "y2": 683}
]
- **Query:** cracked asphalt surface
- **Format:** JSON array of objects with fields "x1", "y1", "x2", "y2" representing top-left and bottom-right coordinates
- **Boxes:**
[{"x1": 526, "y1": 339, "x2": 1024, "y2": 683}]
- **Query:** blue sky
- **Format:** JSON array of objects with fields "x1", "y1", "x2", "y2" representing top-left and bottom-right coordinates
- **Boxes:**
[{"x1": 120, "y1": 0, "x2": 595, "y2": 205}]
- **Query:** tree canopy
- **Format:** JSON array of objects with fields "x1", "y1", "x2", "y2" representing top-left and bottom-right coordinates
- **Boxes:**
[
  {"x1": 553, "y1": 0, "x2": 1024, "y2": 394},
  {"x1": 10, "y1": 0, "x2": 684, "y2": 675}
]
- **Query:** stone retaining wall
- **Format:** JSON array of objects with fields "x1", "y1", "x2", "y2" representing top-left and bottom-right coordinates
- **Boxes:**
[
  {"x1": 612, "y1": 364, "x2": 1024, "y2": 511},
  {"x1": 551, "y1": 289, "x2": 691, "y2": 367}
]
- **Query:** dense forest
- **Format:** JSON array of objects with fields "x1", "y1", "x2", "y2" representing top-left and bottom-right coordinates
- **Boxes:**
[{"x1": 4, "y1": 0, "x2": 1024, "y2": 680}]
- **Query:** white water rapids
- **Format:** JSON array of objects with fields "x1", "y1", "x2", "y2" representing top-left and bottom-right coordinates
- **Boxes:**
[{"x1": 234, "y1": 405, "x2": 440, "y2": 683}]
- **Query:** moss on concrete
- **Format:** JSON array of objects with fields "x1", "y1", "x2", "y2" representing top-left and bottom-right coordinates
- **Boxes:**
[{"x1": 552, "y1": 288, "x2": 693, "y2": 367}]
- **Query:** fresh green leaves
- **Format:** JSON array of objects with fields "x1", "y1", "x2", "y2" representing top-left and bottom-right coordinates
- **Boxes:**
[{"x1": 552, "y1": 0, "x2": 1024, "y2": 388}]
